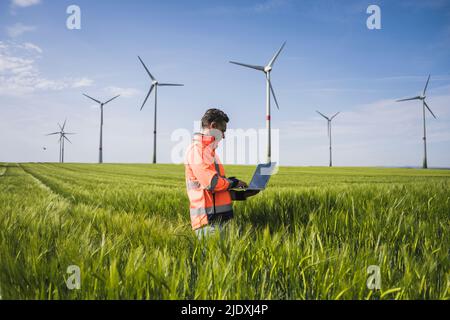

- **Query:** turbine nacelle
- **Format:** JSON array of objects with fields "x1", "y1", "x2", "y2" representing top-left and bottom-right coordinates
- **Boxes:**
[
  {"x1": 83, "y1": 93, "x2": 120, "y2": 106},
  {"x1": 138, "y1": 56, "x2": 183, "y2": 111},
  {"x1": 229, "y1": 42, "x2": 286, "y2": 111},
  {"x1": 396, "y1": 75, "x2": 436, "y2": 119}
]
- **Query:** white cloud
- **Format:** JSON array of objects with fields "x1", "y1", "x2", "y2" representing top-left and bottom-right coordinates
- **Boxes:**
[
  {"x1": 105, "y1": 86, "x2": 140, "y2": 98},
  {"x1": 11, "y1": 0, "x2": 41, "y2": 8},
  {"x1": 0, "y1": 41, "x2": 93, "y2": 95},
  {"x1": 22, "y1": 42, "x2": 42, "y2": 54},
  {"x1": 0, "y1": 55, "x2": 34, "y2": 74},
  {"x1": 73, "y1": 78, "x2": 94, "y2": 88},
  {"x1": 6, "y1": 23, "x2": 36, "y2": 38}
]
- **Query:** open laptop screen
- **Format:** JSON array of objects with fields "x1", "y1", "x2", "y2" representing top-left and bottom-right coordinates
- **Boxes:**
[{"x1": 248, "y1": 162, "x2": 277, "y2": 190}]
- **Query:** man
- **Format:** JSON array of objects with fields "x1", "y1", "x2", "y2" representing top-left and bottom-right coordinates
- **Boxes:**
[{"x1": 184, "y1": 108, "x2": 259, "y2": 238}]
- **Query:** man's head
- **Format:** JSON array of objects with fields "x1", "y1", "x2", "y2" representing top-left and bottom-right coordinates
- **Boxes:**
[{"x1": 201, "y1": 108, "x2": 229, "y2": 140}]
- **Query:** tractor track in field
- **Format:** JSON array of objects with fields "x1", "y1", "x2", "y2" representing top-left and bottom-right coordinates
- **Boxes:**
[
  {"x1": 20, "y1": 164, "x2": 114, "y2": 206},
  {"x1": 20, "y1": 164, "x2": 114, "y2": 209},
  {"x1": 18, "y1": 163, "x2": 75, "y2": 204},
  {"x1": 39, "y1": 163, "x2": 181, "y2": 187},
  {"x1": 18, "y1": 164, "x2": 162, "y2": 216},
  {"x1": 33, "y1": 163, "x2": 181, "y2": 192},
  {"x1": 0, "y1": 163, "x2": 8, "y2": 177},
  {"x1": 35, "y1": 163, "x2": 148, "y2": 184}
]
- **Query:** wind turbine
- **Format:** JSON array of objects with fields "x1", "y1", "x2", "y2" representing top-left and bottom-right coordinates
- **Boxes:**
[
  {"x1": 83, "y1": 93, "x2": 120, "y2": 163},
  {"x1": 316, "y1": 111, "x2": 340, "y2": 167},
  {"x1": 46, "y1": 120, "x2": 75, "y2": 163},
  {"x1": 138, "y1": 56, "x2": 184, "y2": 164},
  {"x1": 396, "y1": 75, "x2": 437, "y2": 169},
  {"x1": 230, "y1": 42, "x2": 286, "y2": 163}
]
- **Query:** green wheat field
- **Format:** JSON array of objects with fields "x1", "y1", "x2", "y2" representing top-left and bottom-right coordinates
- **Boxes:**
[{"x1": 0, "y1": 162, "x2": 448, "y2": 300}]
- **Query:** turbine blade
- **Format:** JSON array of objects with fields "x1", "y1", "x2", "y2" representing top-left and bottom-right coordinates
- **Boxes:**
[
  {"x1": 330, "y1": 112, "x2": 340, "y2": 120},
  {"x1": 46, "y1": 132, "x2": 60, "y2": 136},
  {"x1": 63, "y1": 135, "x2": 72, "y2": 144},
  {"x1": 103, "y1": 95, "x2": 120, "y2": 105},
  {"x1": 138, "y1": 56, "x2": 156, "y2": 81},
  {"x1": 83, "y1": 94, "x2": 101, "y2": 104},
  {"x1": 229, "y1": 61, "x2": 265, "y2": 71},
  {"x1": 423, "y1": 74, "x2": 431, "y2": 96},
  {"x1": 424, "y1": 101, "x2": 437, "y2": 119},
  {"x1": 269, "y1": 80, "x2": 280, "y2": 110},
  {"x1": 62, "y1": 119, "x2": 67, "y2": 131},
  {"x1": 316, "y1": 110, "x2": 329, "y2": 120},
  {"x1": 396, "y1": 96, "x2": 421, "y2": 102},
  {"x1": 64, "y1": 133, "x2": 76, "y2": 135},
  {"x1": 267, "y1": 41, "x2": 286, "y2": 68},
  {"x1": 140, "y1": 84, "x2": 155, "y2": 111},
  {"x1": 327, "y1": 122, "x2": 330, "y2": 138},
  {"x1": 158, "y1": 83, "x2": 184, "y2": 87}
]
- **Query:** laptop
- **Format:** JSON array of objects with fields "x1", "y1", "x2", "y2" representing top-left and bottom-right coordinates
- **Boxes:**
[{"x1": 234, "y1": 162, "x2": 277, "y2": 191}]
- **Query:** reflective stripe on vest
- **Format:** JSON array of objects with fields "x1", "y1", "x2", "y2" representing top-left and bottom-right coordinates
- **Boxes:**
[
  {"x1": 207, "y1": 175, "x2": 219, "y2": 191},
  {"x1": 190, "y1": 214, "x2": 209, "y2": 230},
  {"x1": 214, "y1": 158, "x2": 221, "y2": 176},
  {"x1": 186, "y1": 180, "x2": 201, "y2": 190},
  {"x1": 190, "y1": 203, "x2": 233, "y2": 216}
]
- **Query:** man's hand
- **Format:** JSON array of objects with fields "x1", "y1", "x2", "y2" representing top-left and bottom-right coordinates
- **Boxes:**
[
  {"x1": 228, "y1": 177, "x2": 248, "y2": 189},
  {"x1": 236, "y1": 180, "x2": 248, "y2": 189}
]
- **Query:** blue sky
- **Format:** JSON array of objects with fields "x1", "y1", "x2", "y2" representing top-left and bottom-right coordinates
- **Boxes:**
[{"x1": 1, "y1": 0, "x2": 449, "y2": 167}]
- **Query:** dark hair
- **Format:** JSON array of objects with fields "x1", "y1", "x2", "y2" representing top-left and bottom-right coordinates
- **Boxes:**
[{"x1": 201, "y1": 108, "x2": 229, "y2": 128}]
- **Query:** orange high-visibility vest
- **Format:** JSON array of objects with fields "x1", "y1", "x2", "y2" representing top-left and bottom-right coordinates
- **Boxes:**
[{"x1": 185, "y1": 133, "x2": 234, "y2": 230}]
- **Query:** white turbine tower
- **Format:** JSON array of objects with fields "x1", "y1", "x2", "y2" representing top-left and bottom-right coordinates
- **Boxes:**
[
  {"x1": 396, "y1": 75, "x2": 437, "y2": 169},
  {"x1": 83, "y1": 93, "x2": 120, "y2": 164},
  {"x1": 316, "y1": 111, "x2": 340, "y2": 167},
  {"x1": 46, "y1": 120, "x2": 75, "y2": 163},
  {"x1": 138, "y1": 56, "x2": 184, "y2": 164},
  {"x1": 230, "y1": 42, "x2": 286, "y2": 164}
]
